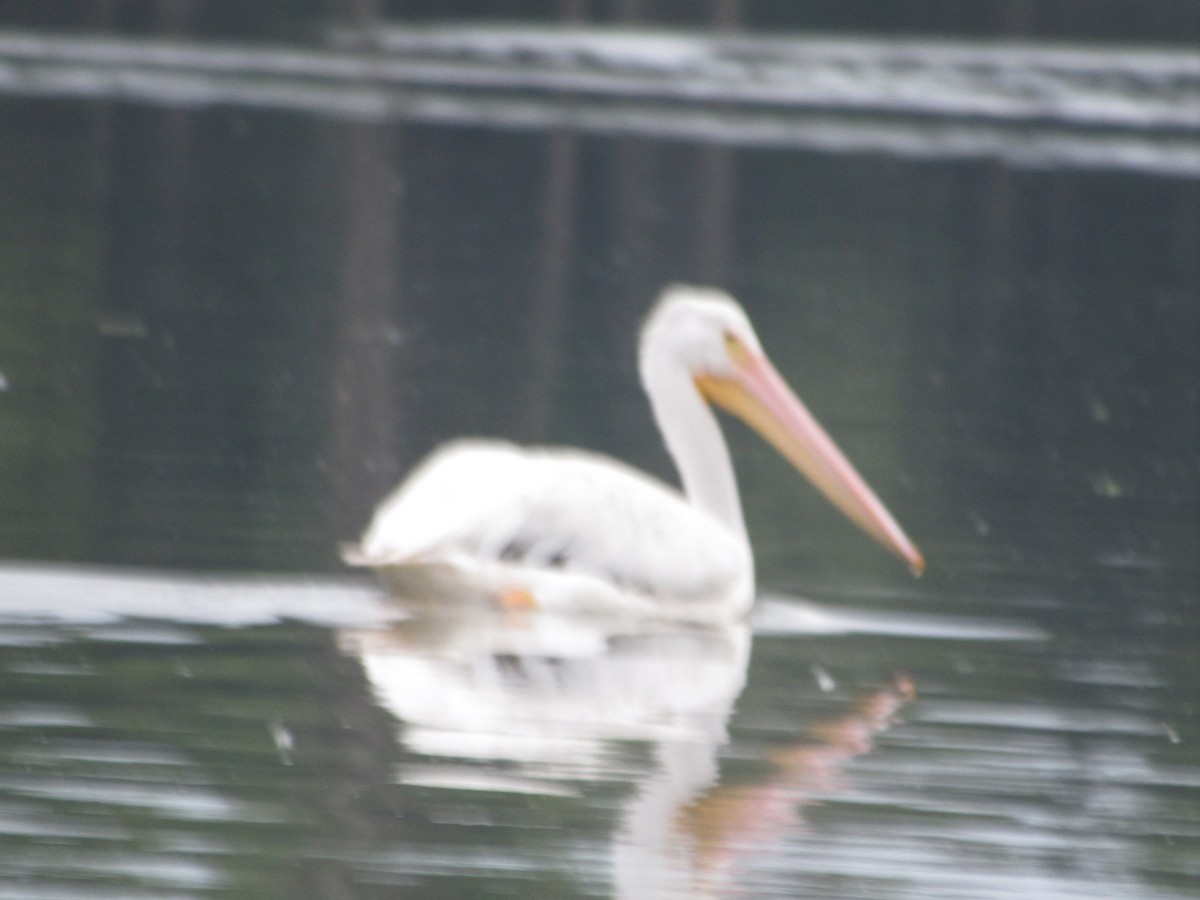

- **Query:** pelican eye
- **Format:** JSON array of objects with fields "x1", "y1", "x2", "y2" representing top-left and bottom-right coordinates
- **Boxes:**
[{"x1": 722, "y1": 330, "x2": 751, "y2": 364}]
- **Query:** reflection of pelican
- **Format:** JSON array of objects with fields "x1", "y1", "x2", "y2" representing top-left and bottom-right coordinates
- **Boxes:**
[
  {"x1": 338, "y1": 608, "x2": 914, "y2": 898},
  {"x1": 339, "y1": 611, "x2": 751, "y2": 785},
  {"x1": 347, "y1": 286, "x2": 922, "y2": 622},
  {"x1": 617, "y1": 673, "x2": 916, "y2": 899},
  {"x1": 340, "y1": 610, "x2": 752, "y2": 896}
]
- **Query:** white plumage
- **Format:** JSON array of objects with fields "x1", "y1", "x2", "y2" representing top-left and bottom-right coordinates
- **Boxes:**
[
  {"x1": 355, "y1": 439, "x2": 751, "y2": 620},
  {"x1": 348, "y1": 285, "x2": 922, "y2": 622}
]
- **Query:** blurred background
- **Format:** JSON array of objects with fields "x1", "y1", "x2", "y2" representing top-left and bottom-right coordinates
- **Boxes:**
[{"x1": 0, "y1": 3, "x2": 1197, "y2": 897}]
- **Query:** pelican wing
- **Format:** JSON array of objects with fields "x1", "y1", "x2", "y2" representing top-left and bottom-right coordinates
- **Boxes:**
[{"x1": 353, "y1": 440, "x2": 749, "y2": 608}]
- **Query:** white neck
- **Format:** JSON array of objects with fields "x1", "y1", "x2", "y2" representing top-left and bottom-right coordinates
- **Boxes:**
[{"x1": 642, "y1": 364, "x2": 748, "y2": 544}]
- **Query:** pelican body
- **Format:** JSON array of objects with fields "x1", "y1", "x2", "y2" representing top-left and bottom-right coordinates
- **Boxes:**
[{"x1": 348, "y1": 286, "x2": 923, "y2": 622}]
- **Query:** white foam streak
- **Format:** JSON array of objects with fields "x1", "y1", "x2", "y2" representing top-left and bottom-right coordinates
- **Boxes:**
[{"x1": 0, "y1": 27, "x2": 1195, "y2": 175}]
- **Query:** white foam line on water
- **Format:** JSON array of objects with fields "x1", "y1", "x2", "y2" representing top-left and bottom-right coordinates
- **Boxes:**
[
  {"x1": 752, "y1": 594, "x2": 1048, "y2": 641},
  {"x1": 6, "y1": 27, "x2": 1192, "y2": 128},
  {"x1": 0, "y1": 562, "x2": 1051, "y2": 640},
  {"x1": 0, "y1": 561, "x2": 396, "y2": 629},
  {"x1": 0, "y1": 27, "x2": 1196, "y2": 176},
  {"x1": 398, "y1": 764, "x2": 580, "y2": 798}
]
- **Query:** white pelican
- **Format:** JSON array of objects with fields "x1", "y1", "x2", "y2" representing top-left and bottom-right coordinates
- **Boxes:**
[{"x1": 346, "y1": 285, "x2": 923, "y2": 622}]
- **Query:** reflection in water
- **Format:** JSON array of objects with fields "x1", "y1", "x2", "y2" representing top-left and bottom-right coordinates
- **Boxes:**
[
  {"x1": 340, "y1": 604, "x2": 912, "y2": 896},
  {"x1": 623, "y1": 674, "x2": 913, "y2": 898},
  {"x1": 341, "y1": 610, "x2": 751, "y2": 783},
  {"x1": 0, "y1": 566, "x2": 1191, "y2": 896}
]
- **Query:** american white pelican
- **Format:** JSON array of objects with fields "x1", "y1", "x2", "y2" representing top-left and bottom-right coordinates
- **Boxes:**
[{"x1": 347, "y1": 285, "x2": 923, "y2": 622}]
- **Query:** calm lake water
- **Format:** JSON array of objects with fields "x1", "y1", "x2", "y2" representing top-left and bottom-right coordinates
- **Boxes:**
[{"x1": 1, "y1": 16, "x2": 1198, "y2": 899}]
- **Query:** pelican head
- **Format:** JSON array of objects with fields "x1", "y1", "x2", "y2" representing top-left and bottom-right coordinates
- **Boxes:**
[{"x1": 641, "y1": 285, "x2": 924, "y2": 576}]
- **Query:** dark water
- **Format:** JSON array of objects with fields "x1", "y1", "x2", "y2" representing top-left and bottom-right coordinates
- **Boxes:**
[{"x1": 0, "y1": 18, "x2": 1198, "y2": 899}]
